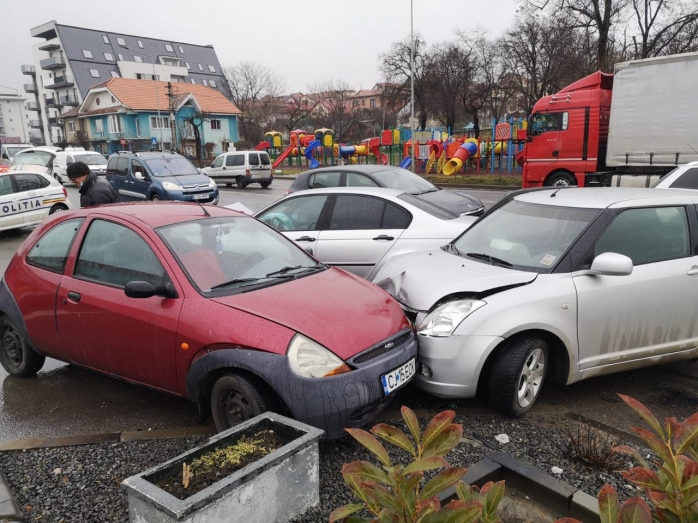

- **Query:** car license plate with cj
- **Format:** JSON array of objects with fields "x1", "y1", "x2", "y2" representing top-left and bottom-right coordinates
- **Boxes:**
[
  {"x1": 381, "y1": 358, "x2": 416, "y2": 396},
  {"x1": 193, "y1": 193, "x2": 209, "y2": 200}
]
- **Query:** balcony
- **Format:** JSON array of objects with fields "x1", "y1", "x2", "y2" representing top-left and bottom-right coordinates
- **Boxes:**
[
  {"x1": 26, "y1": 101, "x2": 39, "y2": 111},
  {"x1": 59, "y1": 95, "x2": 79, "y2": 106},
  {"x1": 38, "y1": 42, "x2": 61, "y2": 51},
  {"x1": 45, "y1": 97, "x2": 62, "y2": 109},
  {"x1": 40, "y1": 56, "x2": 66, "y2": 70},
  {"x1": 23, "y1": 83, "x2": 38, "y2": 94},
  {"x1": 21, "y1": 65, "x2": 36, "y2": 75},
  {"x1": 44, "y1": 75, "x2": 73, "y2": 89},
  {"x1": 48, "y1": 117, "x2": 62, "y2": 126},
  {"x1": 29, "y1": 120, "x2": 43, "y2": 128}
]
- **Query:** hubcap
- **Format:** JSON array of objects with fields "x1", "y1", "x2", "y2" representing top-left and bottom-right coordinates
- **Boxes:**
[
  {"x1": 219, "y1": 388, "x2": 254, "y2": 427},
  {"x1": 2, "y1": 327, "x2": 22, "y2": 367},
  {"x1": 552, "y1": 179, "x2": 570, "y2": 187},
  {"x1": 517, "y1": 348, "x2": 545, "y2": 408}
]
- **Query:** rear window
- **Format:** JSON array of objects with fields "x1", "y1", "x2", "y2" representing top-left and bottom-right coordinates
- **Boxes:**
[
  {"x1": 248, "y1": 153, "x2": 259, "y2": 165},
  {"x1": 259, "y1": 153, "x2": 270, "y2": 166},
  {"x1": 669, "y1": 168, "x2": 698, "y2": 190},
  {"x1": 398, "y1": 194, "x2": 458, "y2": 220}
]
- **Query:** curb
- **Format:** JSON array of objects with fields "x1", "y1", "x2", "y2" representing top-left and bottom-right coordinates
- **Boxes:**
[{"x1": 0, "y1": 470, "x2": 20, "y2": 522}]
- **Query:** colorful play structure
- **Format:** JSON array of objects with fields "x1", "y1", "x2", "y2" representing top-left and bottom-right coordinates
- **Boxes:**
[{"x1": 254, "y1": 118, "x2": 527, "y2": 175}]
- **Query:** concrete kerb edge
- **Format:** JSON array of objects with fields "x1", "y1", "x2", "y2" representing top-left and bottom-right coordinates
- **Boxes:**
[{"x1": 0, "y1": 470, "x2": 20, "y2": 522}]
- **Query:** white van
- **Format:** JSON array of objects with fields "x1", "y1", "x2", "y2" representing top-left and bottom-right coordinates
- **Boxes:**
[
  {"x1": 52, "y1": 148, "x2": 108, "y2": 184},
  {"x1": 202, "y1": 150, "x2": 272, "y2": 189},
  {"x1": 1, "y1": 144, "x2": 33, "y2": 166}
]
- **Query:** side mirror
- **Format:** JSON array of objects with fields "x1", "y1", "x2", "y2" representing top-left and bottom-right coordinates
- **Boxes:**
[
  {"x1": 589, "y1": 252, "x2": 633, "y2": 276},
  {"x1": 1, "y1": 153, "x2": 8, "y2": 160},
  {"x1": 124, "y1": 281, "x2": 178, "y2": 299},
  {"x1": 134, "y1": 171, "x2": 145, "y2": 181}
]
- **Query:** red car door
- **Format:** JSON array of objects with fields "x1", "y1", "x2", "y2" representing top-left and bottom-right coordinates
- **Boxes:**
[{"x1": 55, "y1": 216, "x2": 183, "y2": 392}]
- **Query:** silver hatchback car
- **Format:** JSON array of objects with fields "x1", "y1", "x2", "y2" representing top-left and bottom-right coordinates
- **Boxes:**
[{"x1": 374, "y1": 188, "x2": 698, "y2": 416}]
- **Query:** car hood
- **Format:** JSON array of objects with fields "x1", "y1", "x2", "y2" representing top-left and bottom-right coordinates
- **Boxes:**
[
  {"x1": 373, "y1": 248, "x2": 537, "y2": 311},
  {"x1": 211, "y1": 268, "x2": 408, "y2": 360},
  {"x1": 160, "y1": 174, "x2": 213, "y2": 187},
  {"x1": 415, "y1": 189, "x2": 484, "y2": 215}
]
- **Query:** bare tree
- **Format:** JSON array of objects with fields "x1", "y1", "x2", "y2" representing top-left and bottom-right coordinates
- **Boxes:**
[
  {"x1": 181, "y1": 111, "x2": 212, "y2": 161},
  {"x1": 223, "y1": 61, "x2": 286, "y2": 143},
  {"x1": 628, "y1": 0, "x2": 698, "y2": 57},
  {"x1": 428, "y1": 43, "x2": 469, "y2": 132},
  {"x1": 278, "y1": 94, "x2": 315, "y2": 134},
  {"x1": 307, "y1": 79, "x2": 354, "y2": 140}
]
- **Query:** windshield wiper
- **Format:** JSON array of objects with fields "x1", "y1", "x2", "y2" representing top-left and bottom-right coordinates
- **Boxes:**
[
  {"x1": 445, "y1": 243, "x2": 463, "y2": 257},
  {"x1": 466, "y1": 252, "x2": 513, "y2": 268},
  {"x1": 265, "y1": 265, "x2": 323, "y2": 277},
  {"x1": 210, "y1": 278, "x2": 262, "y2": 290}
]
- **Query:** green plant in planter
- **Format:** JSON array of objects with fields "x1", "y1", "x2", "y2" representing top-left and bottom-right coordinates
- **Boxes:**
[
  {"x1": 557, "y1": 394, "x2": 698, "y2": 523},
  {"x1": 330, "y1": 407, "x2": 505, "y2": 523}
]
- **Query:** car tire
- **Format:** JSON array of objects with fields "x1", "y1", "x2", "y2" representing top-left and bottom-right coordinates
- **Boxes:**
[
  {"x1": 49, "y1": 204, "x2": 68, "y2": 215},
  {"x1": 225, "y1": 183, "x2": 233, "y2": 187},
  {"x1": 53, "y1": 173, "x2": 64, "y2": 185},
  {"x1": 151, "y1": 194, "x2": 161, "y2": 202},
  {"x1": 545, "y1": 171, "x2": 577, "y2": 187},
  {"x1": 0, "y1": 316, "x2": 45, "y2": 377},
  {"x1": 260, "y1": 181, "x2": 271, "y2": 189},
  {"x1": 235, "y1": 176, "x2": 247, "y2": 189},
  {"x1": 210, "y1": 373, "x2": 275, "y2": 432},
  {"x1": 488, "y1": 336, "x2": 548, "y2": 417}
]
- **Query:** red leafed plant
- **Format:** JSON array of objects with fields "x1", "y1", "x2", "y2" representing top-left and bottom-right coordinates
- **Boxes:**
[
  {"x1": 329, "y1": 406, "x2": 505, "y2": 523},
  {"x1": 557, "y1": 394, "x2": 698, "y2": 523}
]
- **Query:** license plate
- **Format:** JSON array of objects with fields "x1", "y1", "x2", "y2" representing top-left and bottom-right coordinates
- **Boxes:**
[
  {"x1": 193, "y1": 193, "x2": 209, "y2": 200},
  {"x1": 381, "y1": 358, "x2": 416, "y2": 396},
  {"x1": 251, "y1": 173, "x2": 262, "y2": 179}
]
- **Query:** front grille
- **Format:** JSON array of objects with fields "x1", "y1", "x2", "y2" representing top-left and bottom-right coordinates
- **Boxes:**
[{"x1": 351, "y1": 330, "x2": 413, "y2": 365}]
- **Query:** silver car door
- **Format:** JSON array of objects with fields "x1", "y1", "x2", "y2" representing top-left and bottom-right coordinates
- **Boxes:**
[
  {"x1": 573, "y1": 205, "x2": 696, "y2": 371},
  {"x1": 256, "y1": 194, "x2": 328, "y2": 255}
]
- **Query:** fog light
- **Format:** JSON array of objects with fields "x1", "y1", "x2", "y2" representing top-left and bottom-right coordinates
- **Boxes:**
[{"x1": 419, "y1": 363, "x2": 432, "y2": 379}]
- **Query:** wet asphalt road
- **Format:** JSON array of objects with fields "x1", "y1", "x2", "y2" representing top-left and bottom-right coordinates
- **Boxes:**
[{"x1": 0, "y1": 179, "x2": 509, "y2": 442}]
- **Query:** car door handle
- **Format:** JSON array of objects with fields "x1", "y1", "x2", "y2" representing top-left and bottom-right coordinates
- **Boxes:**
[
  {"x1": 296, "y1": 236, "x2": 316, "y2": 242},
  {"x1": 373, "y1": 235, "x2": 394, "y2": 241},
  {"x1": 688, "y1": 267, "x2": 698, "y2": 275},
  {"x1": 66, "y1": 291, "x2": 81, "y2": 303}
]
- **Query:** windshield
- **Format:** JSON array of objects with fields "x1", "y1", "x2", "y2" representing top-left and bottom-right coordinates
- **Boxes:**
[
  {"x1": 371, "y1": 168, "x2": 436, "y2": 194},
  {"x1": 158, "y1": 216, "x2": 323, "y2": 293},
  {"x1": 13, "y1": 151, "x2": 54, "y2": 168},
  {"x1": 75, "y1": 153, "x2": 107, "y2": 165},
  {"x1": 452, "y1": 200, "x2": 599, "y2": 270},
  {"x1": 6, "y1": 146, "x2": 31, "y2": 159},
  {"x1": 145, "y1": 158, "x2": 199, "y2": 177}
]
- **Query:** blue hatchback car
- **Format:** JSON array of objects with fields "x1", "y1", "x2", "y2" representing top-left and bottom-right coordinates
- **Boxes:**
[{"x1": 105, "y1": 151, "x2": 219, "y2": 204}]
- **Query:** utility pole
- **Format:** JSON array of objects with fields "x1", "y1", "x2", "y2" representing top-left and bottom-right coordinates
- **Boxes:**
[
  {"x1": 410, "y1": 0, "x2": 415, "y2": 173},
  {"x1": 167, "y1": 82, "x2": 176, "y2": 152}
]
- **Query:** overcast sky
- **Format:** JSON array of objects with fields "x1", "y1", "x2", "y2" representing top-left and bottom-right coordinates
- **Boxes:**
[{"x1": 0, "y1": 0, "x2": 519, "y2": 97}]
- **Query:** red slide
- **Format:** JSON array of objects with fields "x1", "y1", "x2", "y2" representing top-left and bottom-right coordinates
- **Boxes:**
[
  {"x1": 255, "y1": 141, "x2": 271, "y2": 151},
  {"x1": 370, "y1": 145, "x2": 389, "y2": 165},
  {"x1": 272, "y1": 145, "x2": 294, "y2": 169}
]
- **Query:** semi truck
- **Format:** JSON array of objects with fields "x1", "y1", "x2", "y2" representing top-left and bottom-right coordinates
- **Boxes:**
[{"x1": 522, "y1": 51, "x2": 698, "y2": 188}]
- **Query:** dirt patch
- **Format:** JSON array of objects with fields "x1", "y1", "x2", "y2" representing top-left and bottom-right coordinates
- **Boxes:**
[{"x1": 155, "y1": 430, "x2": 283, "y2": 500}]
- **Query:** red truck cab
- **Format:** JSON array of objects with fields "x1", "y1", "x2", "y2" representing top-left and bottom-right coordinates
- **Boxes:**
[{"x1": 523, "y1": 72, "x2": 614, "y2": 188}]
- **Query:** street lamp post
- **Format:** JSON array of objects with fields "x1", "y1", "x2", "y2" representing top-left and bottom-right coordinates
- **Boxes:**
[
  {"x1": 124, "y1": 48, "x2": 163, "y2": 151},
  {"x1": 0, "y1": 85, "x2": 29, "y2": 144},
  {"x1": 410, "y1": 0, "x2": 415, "y2": 173}
]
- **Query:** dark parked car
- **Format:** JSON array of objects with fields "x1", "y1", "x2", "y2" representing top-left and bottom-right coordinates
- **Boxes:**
[
  {"x1": 0, "y1": 203, "x2": 416, "y2": 438},
  {"x1": 286, "y1": 165, "x2": 485, "y2": 216}
]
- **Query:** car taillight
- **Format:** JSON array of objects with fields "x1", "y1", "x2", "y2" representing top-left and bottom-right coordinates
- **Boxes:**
[
  {"x1": 62, "y1": 187, "x2": 67, "y2": 197},
  {"x1": 246, "y1": 169, "x2": 251, "y2": 176}
]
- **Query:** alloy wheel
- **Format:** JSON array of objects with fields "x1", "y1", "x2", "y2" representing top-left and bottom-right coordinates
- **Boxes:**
[{"x1": 517, "y1": 348, "x2": 546, "y2": 409}]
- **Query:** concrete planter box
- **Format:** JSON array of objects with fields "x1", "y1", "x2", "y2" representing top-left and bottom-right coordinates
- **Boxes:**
[{"x1": 122, "y1": 413, "x2": 324, "y2": 523}]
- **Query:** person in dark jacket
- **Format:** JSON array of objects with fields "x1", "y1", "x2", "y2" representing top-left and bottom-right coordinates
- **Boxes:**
[{"x1": 66, "y1": 161, "x2": 120, "y2": 207}]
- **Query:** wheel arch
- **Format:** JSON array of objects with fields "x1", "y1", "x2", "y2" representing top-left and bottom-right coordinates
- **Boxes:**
[{"x1": 543, "y1": 169, "x2": 576, "y2": 187}]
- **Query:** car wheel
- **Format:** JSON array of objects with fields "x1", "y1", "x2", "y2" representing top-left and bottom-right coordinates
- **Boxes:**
[
  {"x1": 210, "y1": 374, "x2": 275, "y2": 432},
  {"x1": 545, "y1": 171, "x2": 577, "y2": 187},
  {"x1": 225, "y1": 183, "x2": 233, "y2": 187},
  {"x1": 235, "y1": 176, "x2": 247, "y2": 189},
  {"x1": 151, "y1": 194, "x2": 161, "y2": 202},
  {"x1": 49, "y1": 204, "x2": 68, "y2": 215},
  {"x1": 53, "y1": 173, "x2": 64, "y2": 185},
  {"x1": 0, "y1": 316, "x2": 45, "y2": 377},
  {"x1": 260, "y1": 181, "x2": 271, "y2": 189},
  {"x1": 488, "y1": 336, "x2": 548, "y2": 417}
]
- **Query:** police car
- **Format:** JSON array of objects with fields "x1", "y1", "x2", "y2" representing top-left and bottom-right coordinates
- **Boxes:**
[{"x1": 0, "y1": 168, "x2": 70, "y2": 232}]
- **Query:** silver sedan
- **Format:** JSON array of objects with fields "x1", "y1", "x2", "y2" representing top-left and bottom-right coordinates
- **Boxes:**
[
  {"x1": 255, "y1": 187, "x2": 476, "y2": 280},
  {"x1": 374, "y1": 187, "x2": 698, "y2": 416}
]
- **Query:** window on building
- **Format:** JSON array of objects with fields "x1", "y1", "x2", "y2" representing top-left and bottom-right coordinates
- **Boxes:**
[
  {"x1": 185, "y1": 62, "x2": 190, "y2": 69},
  {"x1": 209, "y1": 80, "x2": 216, "y2": 88},
  {"x1": 179, "y1": 46, "x2": 184, "y2": 53},
  {"x1": 210, "y1": 119, "x2": 221, "y2": 130},
  {"x1": 370, "y1": 98, "x2": 376, "y2": 108},
  {"x1": 95, "y1": 119, "x2": 104, "y2": 133},
  {"x1": 134, "y1": 55, "x2": 142, "y2": 63},
  {"x1": 208, "y1": 65, "x2": 215, "y2": 72},
  {"x1": 104, "y1": 52, "x2": 114, "y2": 61},
  {"x1": 151, "y1": 116, "x2": 169, "y2": 129},
  {"x1": 137, "y1": 40, "x2": 144, "y2": 49},
  {"x1": 102, "y1": 35, "x2": 109, "y2": 44},
  {"x1": 197, "y1": 64, "x2": 203, "y2": 71},
  {"x1": 90, "y1": 69, "x2": 100, "y2": 78},
  {"x1": 110, "y1": 71, "x2": 120, "y2": 78},
  {"x1": 95, "y1": 97, "x2": 100, "y2": 106},
  {"x1": 165, "y1": 44, "x2": 174, "y2": 52},
  {"x1": 108, "y1": 114, "x2": 123, "y2": 134},
  {"x1": 117, "y1": 53, "x2": 124, "y2": 61},
  {"x1": 68, "y1": 121, "x2": 75, "y2": 132},
  {"x1": 202, "y1": 79, "x2": 208, "y2": 87},
  {"x1": 135, "y1": 118, "x2": 140, "y2": 136},
  {"x1": 117, "y1": 37, "x2": 126, "y2": 46},
  {"x1": 82, "y1": 50, "x2": 93, "y2": 59}
]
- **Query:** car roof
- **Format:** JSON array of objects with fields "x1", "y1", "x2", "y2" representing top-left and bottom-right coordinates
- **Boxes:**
[
  {"x1": 283, "y1": 187, "x2": 405, "y2": 199},
  {"x1": 514, "y1": 187, "x2": 698, "y2": 209},
  {"x1": 305, "y1": 165, "x2": 401, "y2": 175},
  {"x1": 109, "y1": 151, "x2": 183, "y2": 158},
  {"x1": 56, "y1": 202, "x2": 245, "y2": 228},
  {"x1": 2, "y1": 169, "x2": 52, "y2": 177}
]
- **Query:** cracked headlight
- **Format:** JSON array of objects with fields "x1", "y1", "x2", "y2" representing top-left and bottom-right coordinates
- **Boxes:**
[
  {"x1": 287, "y1": 334, "x2": 350, "y2": 378},
  {"x1": 418, "y1": 299, "x2": 486, "y2": 337}
]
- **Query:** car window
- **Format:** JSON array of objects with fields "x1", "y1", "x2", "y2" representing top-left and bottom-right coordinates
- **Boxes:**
[
  {"x1": 14, "y1": 173, "x2": 44, "y2": 192},
  {"x1": 132, "y1": 160, "x2": 147, "y2": 178},
  {"x1": 74, "y1": 220, "x2": 169, "y2": 288},
  {"x1": 0, "y1": 176, "x2": 14, "y2": 196},
  {"x1": 258, "y1": 195, "x2": 328, "y2": 232},
  {"x1": 346, "y1": 173, "x2": 379, "y2": 188},
  {"x1": 74, "y1": 153, "x2": 107, "y2": 165},
  {"x1": 27, "y1": 219, "x2": 84, "y2": 274},
  {"x1": 329, "y1": 195, "x2": 386, "y2": 230},
  {"x1": 145, "y1": 158, "x2": 198, "y2": 176},
  {"x1": 668, "y1": 168, "x2": 698, "y2": 190},
  {"x1": 225, "y1": 155, "x2": 243, "y2": 167},
  {"x1": 382, "y1": 202, "x2": 410, "y2": 229},
  {"x1": 116, "y1": 157, "x2": 129, "y2": 176},
  {"x1": 398, "y1": 194, "x2": 458, "y2": 220},
  {"x1": 248, "y1": 153, "x2": 259, "y2": 165},
  {"x1": 13, "y1": 151, "x2": 54, "y2": 168},
  {"x1": 212, "y1": 156, "x2": 224, "y2": 168},
  {"x1": 309, "y1": 171, "x2": 341, "y2": 189},
  {"x1": 259, "y1": 153, "x2": 270, "y2": 166},
  {"x1": 106, "y1": 157, "x2": 119, "y2": 175},
  {"x1": 595, "y1": 207, "x2": 690, "y2": 265}
]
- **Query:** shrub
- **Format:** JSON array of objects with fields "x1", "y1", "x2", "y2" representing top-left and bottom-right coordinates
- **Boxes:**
[{"x1": 562, "y1": 423, "x2": 625, "y2": 471}]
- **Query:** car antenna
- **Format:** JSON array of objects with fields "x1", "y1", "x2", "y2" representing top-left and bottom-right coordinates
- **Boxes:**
[{"x1": 550, "y1": 188, "x2": 562, "y2": 197}]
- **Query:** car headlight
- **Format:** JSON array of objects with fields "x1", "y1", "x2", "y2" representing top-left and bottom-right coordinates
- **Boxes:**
[
  {"x1": 208, "y1": 178, "x2": 217, "y2": 187},
  {"x1": 162, "y1": 182, "x2": 181, "y2": 191},
  {"x1": 418, "y1": 299, "x2": 486, "y2": 337},
  {"x1": 287, "y1": 334, "x2": 350, "y2": 378}
]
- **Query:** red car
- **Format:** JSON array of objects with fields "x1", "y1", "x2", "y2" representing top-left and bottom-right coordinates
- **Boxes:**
[{"x1": 0, "y1": 203, "x2": 416, "y2": 438}]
